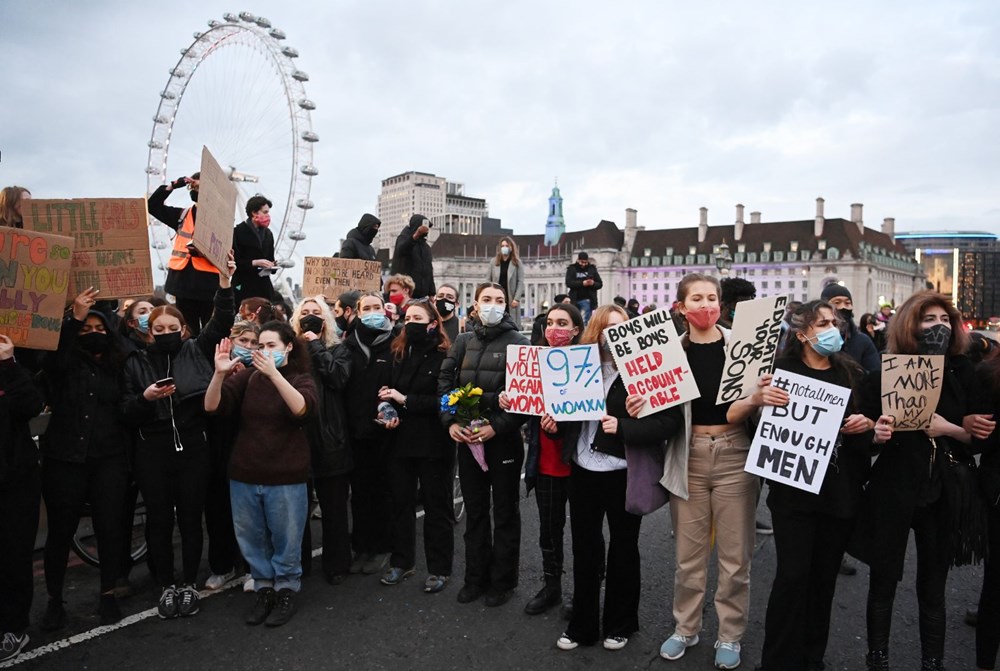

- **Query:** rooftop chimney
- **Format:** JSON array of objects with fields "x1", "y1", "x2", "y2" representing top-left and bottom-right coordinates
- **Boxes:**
[
  {"x1": 882, "y1": 217, "x2": 895, "y2": 240},
  {"x1": 750, "y1": 211, "x2": 761, "y2": 224},
  {"x1": 625, "y1": 208, "x2": 637, "y2": 230},
  {"x1": 814, "y1": 197, "x2": 825, "y2": 238},
  {"x1": 698, "y1": 207, "x2": 708, "y2": 243},
  {"x1": 735, "y1": 204, "x2": 745, "y2": 242},
  {"x1": 851, "y1": 203, "x2": 864, "y2": 235}
]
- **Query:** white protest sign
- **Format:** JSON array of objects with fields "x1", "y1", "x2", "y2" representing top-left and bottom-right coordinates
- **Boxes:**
[
  {"x1": 539, "y1": 344, "x2": 606, "y2": 420},
  {"x1": 604, "y1": 308, "x2": 700, "y2": 418},
  {"x1": 716, "y1": 294, "x2": 788, "y2": 404},
  {"x1": 745, "y1": 369, "x2": 851, "y2": 494},
  {"x1": 505, "y1": 345, "x2": 545, "y2": 416},
  {"x1": 881, "y1": 354, "x2": 944, "y2": 431}
]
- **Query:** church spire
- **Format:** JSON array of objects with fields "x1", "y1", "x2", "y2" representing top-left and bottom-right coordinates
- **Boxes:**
[{"x1": 544, "y1": 181, "x2": 565, "y2": 246}]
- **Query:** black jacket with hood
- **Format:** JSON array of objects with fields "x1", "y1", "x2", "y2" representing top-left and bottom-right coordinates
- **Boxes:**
[
  {"x1": 305, "y1": 339, "x2": 354, "y2": 478},
  {"x1": 340, "y1": 214, "x2": 380, "y2": 261},
  {"x1": 391, "y1": 214, "x2": 436, "y2": 298},
  {"x1": 0, "y1": 357, "x2": 44, "y2": 485},
  {"x1": 565, "y1": 261, "x2": 603, "y2": 307}
]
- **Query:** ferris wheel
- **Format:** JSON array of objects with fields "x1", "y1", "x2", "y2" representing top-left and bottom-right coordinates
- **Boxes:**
[{"x1": 145, "y1": 11, "x2": 318, "y2": 282}]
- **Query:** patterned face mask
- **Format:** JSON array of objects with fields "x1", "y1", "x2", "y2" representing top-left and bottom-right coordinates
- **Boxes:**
[{"x1": 917, "y1": 323, "x2": 951, "y2": 355}]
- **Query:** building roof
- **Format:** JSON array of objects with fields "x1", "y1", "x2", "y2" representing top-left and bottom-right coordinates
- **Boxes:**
[
  {"x1": 431, "y1": 219, "x2": 624, "y2": 259},
  {"x1": 895, "y1": 231, "x2": 997, "y2": 240}
]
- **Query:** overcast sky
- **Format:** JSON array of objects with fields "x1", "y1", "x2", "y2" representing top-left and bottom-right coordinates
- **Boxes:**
[{"x1": 2, "y1": 0, "x2": 997, "y2": 272}]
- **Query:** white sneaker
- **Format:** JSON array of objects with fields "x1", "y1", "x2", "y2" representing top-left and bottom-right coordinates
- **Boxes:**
[
  {"x1": 204, "y1": 570, "x2": 237, "y2": 591},
  {"x1": 603, "y1": 635, "x2": 628, "y2": 651},
  {"x1": 242, "y1": 575, "x2": 255, "y2": 593},
  {"x1": 556, "y1": 634, "x2": 578, "y2": 651}
]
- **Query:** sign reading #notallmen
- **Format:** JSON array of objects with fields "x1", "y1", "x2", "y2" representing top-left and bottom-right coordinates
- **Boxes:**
[{"x1": 716, "y1": 294, "x2": 788, "y2": 404}]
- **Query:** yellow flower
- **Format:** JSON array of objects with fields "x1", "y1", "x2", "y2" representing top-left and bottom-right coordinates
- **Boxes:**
[
  {"x1": 448, "y1": 394, "x2": 459, "y2": 406},
  {"x1": 469, "y1": 387, "x2": 483, "y2": 397}
]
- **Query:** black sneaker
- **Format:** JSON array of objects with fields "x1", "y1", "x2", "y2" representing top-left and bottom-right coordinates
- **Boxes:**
[
  {"x1": 457, "y1": 583, "x2": 485, "y2": 604},
  {"x1": 264, "y1": 589, "x2": 297, "y2": 627},
  {"x1": 0, "y1": 632, "x2": 29, "y2": 663},
  {"x1": 484, "y1": 589, "x2": 513, "y2": 608},
  {"x1": 41, "y1": 599, "x2": 67, "y2": 632},
  {"x1": 246, "y1": 588, "x2": 276, "y2": 626},
  {"x1": 157, "y1": 586, "x2": 179, "y2": 619},
  {"x1": 524, "y1": 584, "x2": 562, "y2": 615},
  {"x1": 98, "y1": 594, "x2": 122, "y2": 625},
  {"x1": 177, "y1": 584, "x2": 201, "y2": 617}
]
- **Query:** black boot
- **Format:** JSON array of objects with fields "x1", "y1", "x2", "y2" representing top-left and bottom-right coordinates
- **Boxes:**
[
  {"x1": 920, "y1": 658, "x2": 944, "y2": 671},
  {"x1": 98, "y1": 593, "x2": 122, "y2": 625},
  {"x1": 524, "y1": 579, "x2": 561, "y2": 615},
  {"x1": 41, "y1": 598, "x2": 67, "y2": 632},
  {"x1": 865, "y1": 650, "x2": 888, "y2": 671}
]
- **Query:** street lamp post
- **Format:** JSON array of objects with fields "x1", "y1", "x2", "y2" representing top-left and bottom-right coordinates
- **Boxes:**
[{"x1": 715, "y1": 240, "x2": 733, "y2": 276}]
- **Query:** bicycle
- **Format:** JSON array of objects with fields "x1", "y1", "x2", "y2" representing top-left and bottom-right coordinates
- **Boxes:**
[{"x1": 71, "y1": 484, "x2": 149, "y2": 568}]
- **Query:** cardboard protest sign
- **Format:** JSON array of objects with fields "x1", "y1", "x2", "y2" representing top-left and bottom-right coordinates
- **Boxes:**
[
  {"x1": 192, "y1": 146, "x2": 238, "y2": 273},
  {"x1": 21, "y1": 198, "x2": 153, "y2": 299},
  {"x1": 505, "y1": 345, "x2": 545, "y2": 416},
  {"x1": 604, "y1": 308, "x2": 700, "y2": 418},
  {"x1": 302, "y1": 257, "x2": 382, "y2": 296},
  {"x1": 745, "y1": 369, "x2": 851, "y2": 494},
  {"x1": 0, "y1": 229, "x2": 75, "y2": 350},
  {"x1": 716, "y1": 294, "x2": 788, "y2": 404},
  {"x1": 539, "y1": 344, "x2": 606, "y2": 420},
  {"x1": 880, "y1": 354, "x2": 944, "y2": 431}
]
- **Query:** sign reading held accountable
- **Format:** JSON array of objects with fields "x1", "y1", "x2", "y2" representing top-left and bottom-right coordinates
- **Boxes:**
[
  {"x1": 745, "y1": 369, "x2": 850, "y2": 494},
  {"x1": 716, "y1": 294, "x2": 788, "y2": 404},
  {"x1": 192, "y1": 146, "x2": 238, "y2": 274},
  {"x1": 21, "y1": 198, "x2": 152, "y2": 299},
  {"x1": 605, "y1": 308, "x2": 700, "y2": 418},
  {"x1": 539, "y1": 344, "x2": 606, "y2": 420},
  {"x1": 0, "y1": 229, "x2": 75, "y2": 350},
  {"x1": 881, "y1": 354, "x2": 944, "y2": 431},
  {"x1": 302, "y1": 257, "x2": 382, "y2": 296},
  {"x1": 505, "y1": 345, "x2": 545, "y2": 416}
]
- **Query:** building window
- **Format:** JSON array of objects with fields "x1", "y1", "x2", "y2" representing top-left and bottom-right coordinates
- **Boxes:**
[
  {"x1": 818, "y1": 240, "x2": 827, "y2": 251},
  {"x1": 775, "y1": 281, "x2": 782, "y2": 289},
  {"x1": 762, "y1": 281, "x2": 769, "y2": 289},
  {"x1": 790, "y1": 241, "x2": 799, "y2": 252},
  {"x1": 789, "y1": 280, "x2": 796, "y2": 289},
  {"x1": 763, "y1": 242, "x2": 772, "y2": 253}
]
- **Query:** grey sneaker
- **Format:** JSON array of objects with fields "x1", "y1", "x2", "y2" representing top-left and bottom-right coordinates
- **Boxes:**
[
  {"x1": 424, "y1": 575, "x2": 450, "y2": 593},
  {"x1": 204, "y1": 570, "x2": 236, "y2": 591},
  {"x1": 380, "y1": 566, "x2": 416, "y2": 585},
  {"x1": 714, "y1": 640, "x2": 741, "y2": 669},
  {"x1": 660, "y1": 633, "x2": 699, "y2": 660}
]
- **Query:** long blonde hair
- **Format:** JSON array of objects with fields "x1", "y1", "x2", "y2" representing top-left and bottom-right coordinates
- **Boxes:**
[
  {"x1": 0, "y1": 186, "x2": 30, "y2": 227},
  {"x1": 291, "y1": 296, "x2": 338, "y2": 347},
  {"x1": 494, "y1": 237, "x2": 520, "y2": 266}
]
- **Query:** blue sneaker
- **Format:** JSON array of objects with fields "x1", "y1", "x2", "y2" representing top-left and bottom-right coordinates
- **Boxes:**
[
  {"x1": 380, "y1": 566, "x2": 416, "y2": 585},
  {"x1": 660, "y1": 633, "x2": 699, "y2": 660},
  {"x1": 714, "y1": 640, "x2": 742, "y2": 669}
]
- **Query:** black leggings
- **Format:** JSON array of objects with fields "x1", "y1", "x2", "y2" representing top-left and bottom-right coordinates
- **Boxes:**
[
  {"x1": 387, "y1": 453, "x2": 455, "y2": 576},
  {"x1": 0, "y1": 464, "x2": 41, "y2": 633},
  {"x1": 133, "y1": 431, "x2": 211, "y2": 587},
  {"x1": 314, "y1": 475, "x2": 352, "y2": 577},
  {"x1": 977, "y1": 506, "x2": 1000, "y2": 669},
  {"x1": 43, "y1": 455, "x2": 129, "y2": 598}
]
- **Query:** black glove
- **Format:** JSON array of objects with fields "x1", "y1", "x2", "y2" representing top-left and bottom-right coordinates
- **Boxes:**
[{"x1": 170, "y1": 176, "x2": 188, "y2": 190}]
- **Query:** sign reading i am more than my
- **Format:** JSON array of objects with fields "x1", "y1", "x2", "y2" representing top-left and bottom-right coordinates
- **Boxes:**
[
  {"x1": 880, "y1": 354, "x2": 944, "y2": 431},
  {"x1": 0, "y1": 229, "x2": 75, "y2": 351},
  {"x1": 716, "y1": 294, "x2": 788, "y2": 404},
  {"x1": 192, "y1": 146, "x2": 238, "y2": 274},
  {"x1": 302, "y1": 257, "x2": 382, "y2": 297},
  {"x1": 21, "y1": 198, "x2": 152, "y2": 299}
]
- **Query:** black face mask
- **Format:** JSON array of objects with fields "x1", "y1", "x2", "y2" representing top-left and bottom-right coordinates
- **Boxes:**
[
  {"x1": 335, "y1": 314, "x2": 350, "y2": 334},
  {"x1": 363, "y1": 226, "x2": 379, "y2": 244},
  {"x1": 189, "y1": 189, "x2": 199, "y2": 203},
  {"x1": 299, "y1": 314, "x2": 325, "y2": 335},
  {"x1": 837, "y1": 308, "x2": 854, "y2": 323},
  {"x1": 917, "y1": 323, "x2": 951, "y2": 355},
  {"x1": 404, "y1": 322, "x2": 432, "y2": 344},
  {"x1": 79, "y1": 331, "x2": 110, "y2": 354},
  {"x1": 152, "y1": 331, "x2": 183, "y2": 355},
  {"x1": 435, "y1": 299, "x2": 455, "y2": 317}
]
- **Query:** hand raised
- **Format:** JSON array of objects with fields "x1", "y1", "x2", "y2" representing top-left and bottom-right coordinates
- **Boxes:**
[
  {"x1": 214, "y1": 339, "x2": 239, "y2": 375},
  {"x1": 72, "y1": 287, "x2": 100, "y2": 321}
]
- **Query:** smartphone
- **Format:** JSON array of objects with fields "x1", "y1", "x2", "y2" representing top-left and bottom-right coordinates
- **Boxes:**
[{"x1": 154, "y1": 377, "x2": 175, "y2": 388}]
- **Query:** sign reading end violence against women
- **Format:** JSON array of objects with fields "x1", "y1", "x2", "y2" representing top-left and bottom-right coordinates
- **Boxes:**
[
  {"x1": 745, "y1": 369, "x2": 850, "y2": 494},
  {"x1": 21, "y1": 198, "x2": 153, "y2": 299},
  {"x1": 881, "y1": 354, "x2": 944, "y2": 431},
  {"x1": 505, "y1": 345, "x2": 545, "y2": 416},
  {"x1": 604, "y1": 308, "x2": 700, "y2": 418},
  {"x1": 193, "y1": 146, "x2": 238, "y2": 274},
  {"x1": 0, "y1": 229, "x2": 75, "y2": 351},
  {"x1": 302, "y1": 257, "x2": 382, "y2": 297},
  {"x1": 716, "y1": 294, "x2": 788, "y2": 404},
  {"x1": 538, "y1": 344, "x2": 606, "y2": 420}
]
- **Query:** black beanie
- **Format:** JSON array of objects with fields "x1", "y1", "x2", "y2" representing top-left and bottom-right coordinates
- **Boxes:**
[{"x1": 820, "y1": 284, "x2": 852, "y2": 302}]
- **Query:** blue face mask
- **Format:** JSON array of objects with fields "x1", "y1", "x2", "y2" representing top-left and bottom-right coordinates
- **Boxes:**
[
  {"x1": 360, "y1": 312, "x2": 389, "y2": 330},
  {"x1": 231, "y1": 345, "x2": 254, "y2": 365},
  {"x1": 267, "y1": 349, "x2": 287, "y2": 367},
  {"x1": 136, "y1": 313, "x2": 150, "y2": 334},
  {"x1": 808, "y1": 327, "x2": 844, "y2": 357}
]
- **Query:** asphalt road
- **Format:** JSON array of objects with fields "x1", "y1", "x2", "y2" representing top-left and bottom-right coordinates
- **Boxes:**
[{"x1": 4, "y1": 492, "x2": 985, "y2": 671}]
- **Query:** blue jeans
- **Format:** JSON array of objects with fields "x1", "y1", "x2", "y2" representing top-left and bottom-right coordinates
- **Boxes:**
[
  {"x1": 576, "y1": 299, "x2": 593, "y2": 324},
  {"x1": 230, "y1": 480, "x2": 308, "y2": 592}
]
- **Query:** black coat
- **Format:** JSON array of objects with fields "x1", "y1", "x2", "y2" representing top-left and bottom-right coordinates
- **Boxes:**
[
  {"x1": 390, "y1": 217, "x2": 436, "y2": 298},
  {"x1": 231, "y1": 219, "x2": 276, "y2": 304},
  {"x1": 306, "y1": 339, "x2": 354, "y2": 477},
  {"x1": 147, "y1": 185, "x2": 218, "y2": 300},
  {"x1": 842, "y1": 321, "x2": 880, "y2": 373},
  {"x1": 386, "y1": 341, "x2": 451, "y2": 459},
  {"x1": 340, "y1": 215, "x2": 380, "y2": 261},
  {"x1": 0, "y1": 358, "x2": 44, "y2": 485},
  {"x1": 565, "y1": 262, "x2": 603, "y2": 307},
  {"x1": 437, "y1": 315, "x2": 528, "y2": 439},
  {"x1": 342, "y1": 323, "x2": 393, "y2": 442}
]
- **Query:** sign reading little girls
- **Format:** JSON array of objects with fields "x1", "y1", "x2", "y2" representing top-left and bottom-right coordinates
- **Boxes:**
[
  {"x1": 538, "y1": 344, "x2": 606, "y2": 420},
  {"x1": 604, "y1": 308, "x2": 700, "y2": 418},
  {"x1": 716, "y1": 294, "x2": 788, "y2": 404},
  {"x1": 745, "y1": 369, "x2": 850, "y2": 494}
]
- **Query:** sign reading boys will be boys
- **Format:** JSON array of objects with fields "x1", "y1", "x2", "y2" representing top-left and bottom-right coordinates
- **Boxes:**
[
  {"x1": 604, "y1": 308, "x2": 700, "y2": 418},
  {"x1": 716, "y1": 294, "x2": 788, "y2": 404}
]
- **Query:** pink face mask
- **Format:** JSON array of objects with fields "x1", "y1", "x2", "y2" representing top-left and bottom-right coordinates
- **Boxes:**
[
  {"x1": 685, "y1": 305, "x2": 720, "y2": 331},
  {"x1": 254, "y1": 214, "x2": 271, "y2": 228},
  {"x1": 545, "y1": 327, "x2": 575, "y2": 348}
]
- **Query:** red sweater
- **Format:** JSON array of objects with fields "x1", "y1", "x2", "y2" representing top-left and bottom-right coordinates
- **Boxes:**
[{"x1": 215, "y1": 367, "x2": 317, "y2": 485}]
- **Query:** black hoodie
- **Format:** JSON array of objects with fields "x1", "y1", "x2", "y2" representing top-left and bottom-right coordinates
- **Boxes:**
[
  {"x1": 340, "y1": 213, "x2": 380, "y2": 261},
  {"x1": 390, "y1": 214, "x2": 436, "y2": 298}
]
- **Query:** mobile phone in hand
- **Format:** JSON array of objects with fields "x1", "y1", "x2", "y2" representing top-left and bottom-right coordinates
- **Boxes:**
[{"x1": 154, "y1": 377, "x2": 175, "y2": 388}]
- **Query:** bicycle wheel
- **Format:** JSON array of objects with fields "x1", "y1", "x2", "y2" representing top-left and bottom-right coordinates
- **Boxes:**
[
  {"x1": 452, "y1": 469, "x2": 465, "y2": 523},
  {"x1": 71, "y1": 495, "x2": 148, "y2": 568}
]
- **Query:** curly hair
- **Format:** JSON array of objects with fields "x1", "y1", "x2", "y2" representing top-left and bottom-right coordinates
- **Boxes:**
[
  {"x1": 290, "y1": 296, "x2": 338, "y2": 348},
  {"x1": 783, "y1": 300, "x2": 864, "y2": 393},
  {"x1": 886, "y1": 290, "x2": 968, "y2": 357}
]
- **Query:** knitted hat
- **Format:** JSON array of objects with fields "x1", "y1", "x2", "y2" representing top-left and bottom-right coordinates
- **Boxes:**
[{"x1": 820, "y1": 284, "x2": 852, "y2": 302}]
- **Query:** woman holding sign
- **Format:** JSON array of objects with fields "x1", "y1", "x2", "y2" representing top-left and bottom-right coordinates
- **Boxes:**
[
  {"x1": 853, "y1": 291, "x2": 977, "y2": 671},
  {"x1": 731, "y1": 300, "x2": 873, "y2": 671}
]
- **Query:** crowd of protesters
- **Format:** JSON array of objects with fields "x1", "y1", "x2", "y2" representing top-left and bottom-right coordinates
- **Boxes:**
[{"x1": 3, "y1": 181, "x2": 1000, "y2": 670}]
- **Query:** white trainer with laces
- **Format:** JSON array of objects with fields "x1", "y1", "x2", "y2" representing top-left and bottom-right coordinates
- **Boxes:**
[{"x1": 204, "y1": 570, "x2": 237, "y2": 591}]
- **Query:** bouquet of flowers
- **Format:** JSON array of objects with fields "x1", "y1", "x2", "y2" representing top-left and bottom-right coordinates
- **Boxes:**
[{"x1": 441, "y1": 382, "x2": 490, "y2": 471}]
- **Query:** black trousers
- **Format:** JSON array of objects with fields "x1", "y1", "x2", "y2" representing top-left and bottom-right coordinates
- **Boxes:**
[
  {"x1": 388, "y1": 452, "x2": 455, "y2": 576},
  {"x1": 43, "y1": 454, "x2": 129, "y2": 597},
  {"x1": 314, "y1": 475, "x2": 352, "y2": 577},
  {"x1": 977, "y1": 505, "x2": 1000, "y2": 669},
  {"x1": 0, "y1": 464, "x2": 41, "y2": 633},
  {"x1": 457, "y1": 434, "x2": 523, "y2": 592},
  {"x1": 204, "y1": 423, "x2": 238, "y2": 575},
  {"x1": 133, "y1": 432, "x2": 211, "y2": 587},
  {"x1": 566, "y1": 464, "x2": 641, "y2": 645},
  {"x1": 759, "y1": 504, "x2": 855, "y2": 670},
  {"x1": 534, "y1": 473, "x2": 570, "y2": 581},
  {"x1": 174, "y1": 297, "x2": 214, "y2": 337},
  {"x1": 349, "y1": 438, "x2": 392, "y2": 555},
  {"x1": 867, "y1": 497, "x2": 950, "y2": 660}
]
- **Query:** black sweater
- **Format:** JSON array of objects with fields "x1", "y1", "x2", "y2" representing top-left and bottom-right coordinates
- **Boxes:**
[
  {"x1": 386, "y1": 341, "x2": 451, "y2": 459},
  {"x1": 0, "y1": 358, "x2": 44, "y2": 485}
]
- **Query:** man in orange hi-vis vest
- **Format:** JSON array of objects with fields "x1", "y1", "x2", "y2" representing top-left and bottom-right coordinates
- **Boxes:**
[{"x1": 148, "y1": 173, "x2": 222, "y2": 335}]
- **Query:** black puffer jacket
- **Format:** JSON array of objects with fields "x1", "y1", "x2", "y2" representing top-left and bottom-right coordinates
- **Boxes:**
[
  {"x1": 342, "y1": 322, "x2": 393, "y2": 442},
  {"x1": 438, "y1": 315, "x2": 528, "y2": 438},
  {"x1": 306, "y1": 339, "x2": 353, "y2": 477},
  {"x1": 0, "y1": 358, "x2": 44, "y2": 485},
  {"x1": 386, "y1": 340, "x2": 451, "y2": 459},
  {"x1": 390, "y1": 214, "x2": 436, "y2": 298},
  {"x1": 339, "y1": 214, "x2": 380, "y2": 261}
]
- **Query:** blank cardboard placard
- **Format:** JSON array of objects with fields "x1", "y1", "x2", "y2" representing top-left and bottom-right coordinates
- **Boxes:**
[
  {"x1": 0, "y1": 229, "x2": 75, "y2": 350},
  {"x1": 716, "y1": 294, "x2": 788, "y2": 404},
  {"x1": 302, "y1": 257, "x2": 382, "y2": 297},
  {"x1": 880, "y1": 354, "x2": 944, "y2": 431},
  {"x1": 21, "y1": 198, "x2": 152, "y2": 299},
  {"x1": 192, "y1": 146, "x2": 238, "y2": 273},
  {"x1": 505, "y1": 345, "x2": 545, "y2": 416}
]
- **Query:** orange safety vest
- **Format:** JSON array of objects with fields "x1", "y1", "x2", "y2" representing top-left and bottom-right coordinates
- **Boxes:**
[{"x1": 168, "y1": 207, "x2": 219, "y2": 274}]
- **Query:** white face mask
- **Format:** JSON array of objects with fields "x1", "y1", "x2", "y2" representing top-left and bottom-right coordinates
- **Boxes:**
[
  {"x1": 500, "y1": 246, "x2": 511, "y2": 257},
  {"x1": 478, "y1": 304, "x2": 505, "y2": 326}
]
